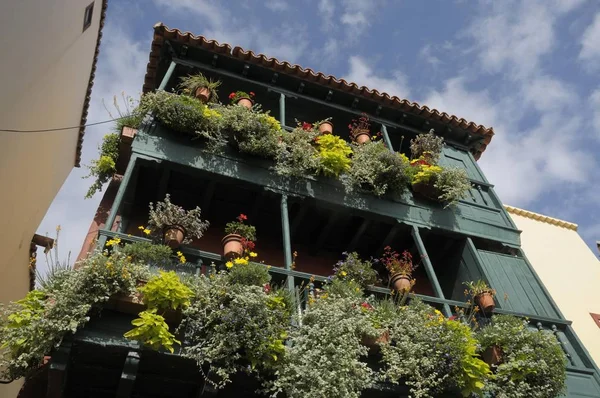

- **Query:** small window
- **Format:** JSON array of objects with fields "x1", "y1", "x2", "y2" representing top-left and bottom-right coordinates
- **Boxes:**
[{"x1": 83, "y1": 2, "x2": 94, "y2": 32}]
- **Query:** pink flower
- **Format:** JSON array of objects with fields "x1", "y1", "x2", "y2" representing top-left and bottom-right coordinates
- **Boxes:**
[
  {"x1": 263, "y1": 283, "x2": 271, "y2": 293},
  {"x1": 302, "y1": 122, "x2": 313, "y2": 131}
]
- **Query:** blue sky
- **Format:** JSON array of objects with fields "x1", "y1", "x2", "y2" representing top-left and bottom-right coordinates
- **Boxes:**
[{"x1": 37, "y1": 0, "x2": 600, "y2": 267}]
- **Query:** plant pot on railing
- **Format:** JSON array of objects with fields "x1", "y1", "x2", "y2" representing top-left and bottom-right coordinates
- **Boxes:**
[
  {"x1": 390, "y1": 273, "x2": 412, "y2": 292},
  {"x1": 352, "y1": 129, "x2": 371, "y2": 144},
  {"x1": 475, "y1": 292, "x2": 496, "y2": 313},
  {"x1": 236, "y1": 97, "x2": 254, "y2": 109},
  {"x1": 361, "y1": 330, "x2": 390, "y2": 353},
  {"x1": 195, "y1": 87, "x2": 211, "y2": 103},
  {"x1": 318, "y1": 121, "x2": 334, "y2": 134},
  {"x1": 411, "y1": 181, "x2": 442, "y2": 202},
  {"x1": 482, "y1": 345, "x2": 503, "y2": 366},
  {"x1": 163, "y1": 225, "x2": 186, "y2": 249},
  {"x1": 222, "y1": 233, "x2": 244, "y2": 259}
]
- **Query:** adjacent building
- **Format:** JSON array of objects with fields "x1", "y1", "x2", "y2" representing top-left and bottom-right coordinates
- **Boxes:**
[
  {"x1": 0, "y1": 2, "x2": 106, "y2": 395},
  {"x1": 505, "y1": 205, "x2": 600, "y2": 367}
]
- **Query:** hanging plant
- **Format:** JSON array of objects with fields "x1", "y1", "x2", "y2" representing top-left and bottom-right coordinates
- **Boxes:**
[
  {"x1": 178, "y1": 73, "x2": 222, "y2": 103},
  {"x1": 349, "y1": 113, "x2": 372, "y2": 144}
]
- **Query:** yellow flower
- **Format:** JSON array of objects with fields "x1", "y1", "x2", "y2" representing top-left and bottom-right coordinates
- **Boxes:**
[
  {"x1": 340, "y1": 271, "x2": 347, "y2": 277},
  {"x1": 179, "y1": 255, "x2": 186, "y2": 264},
  {"x1": 177, "y1": 251, "x2": 183, "y2": 256},
  {"x1": 138, "y1": 226, "x2": 145, "y2": 230},
  {"x1": 105, "y1": 238, "x2": 121, "y2": 247},
  {"x1": 143, "y1": 229, "x2": 151, "y2": 235},
  {"x1": 127, "y1": 256, "x2": 132, "y2": 261},
  {"x1": 234, "y1": 257, "x2": 248, "y2": 265},
  {"x1": 249, "y1": 252, "x2": 258, "y2": 258},
  {"x1": 434, "y1": 309, "x2": 442, "y2": 316},
  {"x1": 225, "y1": 261, "x2": 234, "y2": 269}
]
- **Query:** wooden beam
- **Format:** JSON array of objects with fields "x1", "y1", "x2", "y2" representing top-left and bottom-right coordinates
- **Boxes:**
[
  {"x1": 347, "y1": 218, "x2": 370, "y2": 251},
  {"x1": 116, "y1": 351, "x2": 140, "y2": 398},
  {"x1": 46, "y1": 336, "x2": 73, "y2": 398}
]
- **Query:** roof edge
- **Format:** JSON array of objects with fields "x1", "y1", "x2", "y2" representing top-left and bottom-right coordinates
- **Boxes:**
[
  {"x1": 504, "y1": 205, "x2": 578, "y2": 231},
  {"x1": 75, "y1": 0, "x2": 108, "y2": 167}
]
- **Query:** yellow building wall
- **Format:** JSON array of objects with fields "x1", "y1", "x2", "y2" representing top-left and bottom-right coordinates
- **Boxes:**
[
  {"x1": 506, "y1": 206, "x2": 600, "y2": 367},
  {"x1": 0, "y1": 1, "x2": 103, "y2": 394}
]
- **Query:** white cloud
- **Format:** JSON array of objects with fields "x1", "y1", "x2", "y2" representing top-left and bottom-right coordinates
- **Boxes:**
[
  {"x1": 318, "y1": 0, "x2": 335, "y2": 31},
  {"x1": 265, "y1": 0, "x2": 289, "y2": 12},
  {"x1": 338, "y1": 0, "x2": 382, "y2": 40},
  {"x1": 344, "y1": 56, "x2": 411, "y2": 99},
  {"x1": 419, "y1": 44, "x2": 442, "y2": 68},
  {"x1": 579, "y1": 12, "x2": 600, "y2": 71},
  {"x1": 521, "y1": 75, "x2": 578, "y2": 112},
  {"x1": 590, "y1": 88, "x2": 600, "y2": 139}
]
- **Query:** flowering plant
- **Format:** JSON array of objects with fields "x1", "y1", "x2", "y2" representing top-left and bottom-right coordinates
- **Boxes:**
[
  {"x1": 228, "y1": 90, "x2": 255, "y2": 104},
  {"x1": 380, "y1": 246, "x2": 421, "y2": 277},
  {"x1": 410, "y1": 130, "x2": 444, "y2": 163},
  {"x1": 147, "y1": 194, "x2": 210, "y2": 244},
  {"x1": 464, "y1": 280, "x2": 495, "y2": 297},
  {"x1": 178, "y1": 72, "x2": 222, "y2": 103},
  {"x1": 348, "y1": 113, "x2": 371, "y2": 137},
  {"x1": 332, "y1": 252, "x2": 378, "y2": 288},
  {"x1": 224, "y1": 214, "x2": 257, "y2": 241}
]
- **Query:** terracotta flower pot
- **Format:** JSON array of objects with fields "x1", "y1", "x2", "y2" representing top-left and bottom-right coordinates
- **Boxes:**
[
  {"x1": 482, "y1": 345, "x2": 503, "y2": 366},
  {"x1": 361, "y1": 330, "x2": 390, "y2": 352},
  {"x1": 475, "y1": 292, "x2": 496, "y2": 313},
  {"x1": 195, "y1": 87, "x2": 210, "y2": 103},
  {"x1": 236, "y1": 97, "x2": 254, "y2": 109},
  {"x1": 412, "y1": 181, "x2": 443, "y2": 202},
  {"x1": 318, "y1": 121, "x2": 334, "y2": 134},
  {"x1": 164, "y1": 225, "x2": 186, "y2": 249},
  {"x1": 390, "y1": 273, "x2": 412, "y2": 292},
  {"x1": 222, "y1": 233, "x2": 244, "y2": 259},
  {"x1": 353, "y1": 129, "x2": 371, "y2": 144}
]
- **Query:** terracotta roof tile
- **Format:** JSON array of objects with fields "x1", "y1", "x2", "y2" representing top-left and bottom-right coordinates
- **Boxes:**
[{"x1": 144, "y1": 23, "x2": 495, "y2": 159}]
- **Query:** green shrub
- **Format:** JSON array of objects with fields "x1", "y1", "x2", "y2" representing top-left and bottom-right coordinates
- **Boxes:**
[
  {"x1": 121, "y1": 241, "x2": 173, "y2": 266},
  {"x1": 332, "y1": 252, "x2": 378, "y2": 288},
  {"x1": 274, "y1": 127, "x2": 320, "y2": 177},
  {"x1": 123, "y1": 309, "x2": 180, "y2": 353},
  {"x1": 83, "y1": 133, "x2": 120, "y2": 198},
  {"x1": 138, "y1": 271, "x2": 193, "y2": 311},
  {"x1": 343, "y1": 140, "x2": 410, "y2": 197},
  {"x1": 227, "y1": 262, "x2": 271, "y2": 286},
  {"x1": 315, "y1": 134, "x2": 352, "y2": 177}
]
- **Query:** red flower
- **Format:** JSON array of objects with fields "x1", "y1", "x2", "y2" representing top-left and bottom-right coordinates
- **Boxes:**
[
  {"x1": 263, "y1": 283, "x2": 271, "y2": 293},
  {"x1": 229, "y1": 92, "x2": 236, "y2": 99},
  {"x1": 249, "y1": 92, "x2": 255, "y2": 97},
  {"x1": 237, "y1": 213, "x2": 248, "y2": 222},
  {"x1": 360, "y1": 302, "x2": 374, "y2": 310},
  {"x1": 302, "y1": 122, "x2": 313, "y2": 131},
  {"x1": 241, "y1": 238, "x2": 255, "y2": 251}
]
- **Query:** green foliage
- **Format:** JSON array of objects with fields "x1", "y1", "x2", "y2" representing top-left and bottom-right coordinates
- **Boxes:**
[
  {"x1": 83, "y1": 133, "x2": 120, "y2": 198},
  {"x1": 274, "y1": 127, "x2": 320, "y2": 177},
  {"x1": 138, "y1": 90, "x2": 221, "y2": 135},
  {"x1": 182, "y1": 274, "x2": 290, "y2": 389},
  {"x1": 315, "y1": 134, "x2": 352, "y2": 177},
  {"x1": 0, "y1": 247, "x2": 149, "y2": 380},
  {"x1": 218, "y1": 104, "x2": 281, "y2": 158},
  {"x1": 121, "y1": 241, "x2": 173, "y2": 266},
  {"x1": 434, "y1": 167, "x2": 472, "y2": 208},
  {"x1": 410, "y1": 130, "x2": 444, "y2": 163},
  {"x1": 104, "y1": 93, "x2": 144, "y2": 133},
  {"x1": 138, "y1": 271, "x2": 193, "y2": 311},
  {"x1": 228, "y1": 90, "x2": 255, "y2": 104},
  {"x1": 224, "y1": 214, "x2": 257, "y2": 241},
  {"x1": 123, "y1": 309, "x2": 180, "y2": 353},
  {"x1": 343, "y1": 140, "x2": 410, "y2": 197},
  {"x1": 476, "y1": 315, "x2": 567, "y2": 398},
  {"x1": 178, "y1": 73, "x2": 222, "y2": 103},
  {"x1": 270, "y1": 294, "x2": 374, "y2": 398},
  {"x1": 332, "y1": 252, "x2": 378, "y2": 288},
  {"x1": 147, "y1": 194, "x2": 210, "y2": 244},
  {"x1": 464, "y1": 280, "x2": 495, "y2": 297},
  {"x1": 323, "y1": 278, "x2": 364, "y2": 300},
  {"x1": 227, "y1": 262, "x2": 271, "y2": 286}
]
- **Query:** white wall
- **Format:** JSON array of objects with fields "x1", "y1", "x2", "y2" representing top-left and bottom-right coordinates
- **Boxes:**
[
  {"x1": 508, "y1": 209, "x2": 600, "y2": 367},
  {"x1": 0, "y1": 2, "x2": 102, "y2": 392}
]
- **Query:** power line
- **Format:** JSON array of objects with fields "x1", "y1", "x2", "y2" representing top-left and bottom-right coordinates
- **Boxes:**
[{"x1": 0, "y1": 118, "x2": 124, "y2": 133}]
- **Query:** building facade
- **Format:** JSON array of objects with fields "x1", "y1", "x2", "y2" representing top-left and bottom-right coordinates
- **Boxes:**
[
  {"x1": 506, "y1": 205, "x2": 600, "y2": 367},
  {"x1": 11, "y1": 23, "x2": 600, "y2": 397}
]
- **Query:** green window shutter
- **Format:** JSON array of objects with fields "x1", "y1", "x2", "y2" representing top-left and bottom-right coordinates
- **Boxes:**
[
  {"x1": 440, "y1": 145, "x2": 486, "y2": 182},
  {"x1": 477, "y1": 250, "x2": 559, "y2": 318}
]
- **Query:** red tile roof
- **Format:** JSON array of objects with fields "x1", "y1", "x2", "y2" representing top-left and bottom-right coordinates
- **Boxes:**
[{"x1": 144, "y1": 23, "x2": 494, "y2": 159}]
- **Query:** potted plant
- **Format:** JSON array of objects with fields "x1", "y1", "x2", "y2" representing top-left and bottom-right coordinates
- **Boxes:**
[
  {"x1": 409, "y1": 159, "x2": 471, "y2": 208},
  {"x1": 464, "y1": 280, "x2": 496, "y2": 313},
  {"x1": 229, "y1": 91, "x2": 255, "y2": 109},
  {"x1": 476, "y1": 315, "x2": 567, "y2": 397},
  {"x1": 409, "y1": 130, "x2": 444, "y2": 164},
  {"x1": 332, "y1": 252, "x2": 378, "y2": 288},
  {"x1": 380, "y1": 246, "x2": 420, "y2": 292},
  {"x1": 222, "y1": 214, "x2": 257, "y2": 259},
  {"x1": 147, "y1": 194, "x2": 210, "y2": 248},
  {"x1": 360, "y1": 299, "x2": 393, "y2": 352},
  {"x1": 316, "y1": 118, "x2": 334, "y2": 134},
  {"x1": 349, "y1": 113, "x2": 371, "y2": 144},
  {"x1": 178, "y1": 73, "x2": 222, "y2": 103}
]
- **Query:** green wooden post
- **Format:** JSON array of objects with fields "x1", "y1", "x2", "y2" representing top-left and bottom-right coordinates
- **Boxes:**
[
  {"x1": 98, "y1": 154, "x2": 138, "y2": 248},
  {"x1": 158, "y1": 61, "x2": 177, "y2": 91},
  {"x1": 411, "y1": 225, "x2": 452, "y2": 317},
  {"x1": 279, "y1": 92, "x2": 286, "y2": 126},
  {"x1": 280, "y1": 194, "x2": 295, "y2": 292},
  {"x1": 380, "y1": 124, "x2": 394, "y2": 151}
]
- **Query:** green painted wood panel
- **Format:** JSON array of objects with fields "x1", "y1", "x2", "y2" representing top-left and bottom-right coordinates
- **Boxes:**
[
  {"x1": 440, "y1": 145, "x2": 486, "y2": 182},
  {"x1": 564, "y1": 370, "x2": 600, "y2": 397},
  {"x1": 477, "y1": 250, "x2": 559, "y2": 318},
  {"x1": 132, "y1": 125, "x2": 523, "y2": 246},
  {"x1": 449, "y1": 239, "x2": 485, "y2": 301}
]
